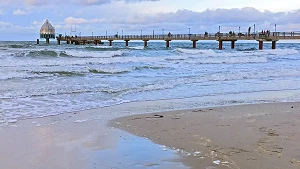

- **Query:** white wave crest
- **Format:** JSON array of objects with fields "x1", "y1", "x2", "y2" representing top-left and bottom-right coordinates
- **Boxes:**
[
  {"x1": 258, "y1": 49, "x2": 299, "y2": 56},
  {"x1": 177, "y1": 48, "x2": 216, "y2": 55},
  {"x1": 177, "y1": 48, "x2": 299, "y2": 57},
  {"x1": 65, "y1": 50, "x2": 125, "y2": 58},
  {"x1": 129, "y1": 46, "x2": 145, "y2": 50}
]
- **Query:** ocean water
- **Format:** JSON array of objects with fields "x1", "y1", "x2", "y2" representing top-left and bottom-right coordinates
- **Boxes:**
[{"x1": 1, "y1": 41, "x2": 300, "y2": 125}]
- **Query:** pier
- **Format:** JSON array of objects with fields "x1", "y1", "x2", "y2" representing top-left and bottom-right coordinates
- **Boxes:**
[{"x1": 56, "y1": 31, "x2": 300, "y2": 50}]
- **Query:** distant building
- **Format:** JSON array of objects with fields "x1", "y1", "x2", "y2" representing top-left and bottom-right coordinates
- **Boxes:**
[{"x1": 40, "y1": 19, "x2": 55, "y2": 44}]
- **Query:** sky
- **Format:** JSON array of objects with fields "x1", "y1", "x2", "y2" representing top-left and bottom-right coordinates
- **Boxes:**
[{"x1": 1, "y1": 0, "x2": 300, "y2": 40}]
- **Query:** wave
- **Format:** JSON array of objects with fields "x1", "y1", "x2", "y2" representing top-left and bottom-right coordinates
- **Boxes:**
[
  {"x1": 84, "y1": 46, "x2": 115, "y2": 51},
  {"x1": 88, "y1": 67, "x2": 130, "y2": 74},
  {"x1": 259, "y1": 49, "x2": 299, "y2": 56},
  {"x1": 0, "y1": 71, "x2": 52, "y2": 80},
  {"x1": 27, "y1": 50, "x2": 59, "y2": 57},
  {"x1": 129, "y1": 46, "x2": 145, "y2": 50},
  {"x1": 65, "y1": 50, "x2": 125, "y2": 58},
  {"x1": 185, "y1": 56, "x2": 268, "y2": 64},
  {"x1": 8, "y1": 48, "x2": 126, "y2": 59},
  {"x1": 176, "y1": 48, "x2": 216, "y2": 55},
  {"x1": 133, "y1": 65, "x2": 167, "y2": 70},
  {"x1": 31, "y1": 71, "x2": 85, "y2": 76},
  {"x1": 10, "y1": 44, "x2": 33, "y2": 48},
  {"x1": 236, "y1": 48, "x2": 256, "y2": 51},
  {"x1": 176, "y1": 48, "x2": 299, "y2": 57}
]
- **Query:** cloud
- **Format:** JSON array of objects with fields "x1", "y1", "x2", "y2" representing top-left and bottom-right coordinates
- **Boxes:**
[
  {"x1": 0, "y1": 21, "x2": 13, "y2": 28},
  {"x1": 57, "y1": 6, "x2": 300, "y2": 36},
  {"x1": 9, "y1": 0, "x2": 161, "y2": 6},
  {"x1": 76, "y1": 0, "x2": 159, "y2": 5},
  {"x1": 0, "y1": 9, "x2": 4, "y2": 15},
  {"x1": 13, "y1": 9, "x2": 31, "y2": 15},
  {"x1": 64, "y1": 17, "x2": 90, "y2": 25}
]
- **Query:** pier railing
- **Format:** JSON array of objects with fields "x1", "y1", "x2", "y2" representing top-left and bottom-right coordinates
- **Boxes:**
[{"x1": 57, "y1": 31, "x2": 300, "y2": 41}]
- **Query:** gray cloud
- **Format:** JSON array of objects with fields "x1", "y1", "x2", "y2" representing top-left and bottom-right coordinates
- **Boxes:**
[
  {"x1": 2, "y1": 6, "x2": 300, "y2": 40},
  {"x1": 57, "y1": 7, "x2": 300, "y2": 35},
  {"x1": 20, "y1": 0, "x2": 159, "y2": 6}
]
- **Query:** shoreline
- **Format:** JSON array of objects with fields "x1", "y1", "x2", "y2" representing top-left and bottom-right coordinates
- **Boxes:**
[
  {"x1": 1, "y1": 101, "x2": 300, "y2": 168},
  {"x1": 110, "y1": 102, "x2": 300, "y2": 169},
  {"x1": 0, "y1": 99, "x2": 191, "y2": 169}
]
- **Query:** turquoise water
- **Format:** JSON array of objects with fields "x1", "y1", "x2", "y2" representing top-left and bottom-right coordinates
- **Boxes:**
[{"x1": 1, "y1": 41, "x2": 300, "y2": 125}]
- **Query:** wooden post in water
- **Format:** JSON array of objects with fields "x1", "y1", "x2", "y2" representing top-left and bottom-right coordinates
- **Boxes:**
[
  {"x1": 109, "y1": 40, "x2": 113, "y2": 46},
  {"x1": 36, "y1": 39, "x2": 39, "y2": 44},
  {"x1": 192, "y1": 40, "x2": 197, "y2": 48},
  {"x1": 166, "y1": 40, "x2": 170, "y2": 48},
  {"x1": 231, "y1": 41, "x2": 235, "y2": 49},
  {"x1": 218, "y1": 41, "x2": 223, "y2": 50},
  {"x1": 125, "y1": 40, "x2": 129, "y2": 47},
  {"x1": 272, "y1": 41, "x2": 276, "y2": 49},
  {"x1": 143, "y1": 40, "x2": 148, "y2": 47},
  {"x1": 258, "y1": 41, "x2": 263, "y2": 50}
]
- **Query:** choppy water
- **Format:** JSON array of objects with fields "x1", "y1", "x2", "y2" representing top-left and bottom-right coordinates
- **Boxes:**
[{"x1": 1, "y1": 41, "x2": 300, "y2": 125}]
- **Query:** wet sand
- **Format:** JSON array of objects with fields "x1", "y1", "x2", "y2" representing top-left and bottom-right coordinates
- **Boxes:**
[
  {"x1": 0, "y1": 102, "x2": 188, "y2": 169},
  {"x1": 111, "y1": 102, "x2": 300, "y2": 169}
]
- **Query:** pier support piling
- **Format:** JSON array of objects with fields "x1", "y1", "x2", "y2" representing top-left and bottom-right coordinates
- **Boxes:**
[
  {"x1": 109, "y1": 40, "x2": 113, "y2": 46},
  {"x1": 71, "y1": 41, "x2": 74, "y2": 45},
  {"x1": 165, "y1": 40, "x2": 171, "y2": 48},
  {"x1": 143, "y1": 40, "x2": 148, "y2": 47},
  {"x1": 192, "y1": 40, "x2": 198, "y2": 48},
  {"x1": 57, "y1": 40, "x2": 60, "y2": 45},
  {"x1": 218, "y1": 41, "x2": 223, "y2": 50},
  {"x1": 46, "y1": 38, "x2": 50, "y2": 44},
  {"x1": 37, "y1": 39, "x2": 39, "y2": 45},
  {"x1": 125, "y1": 40, "x2": 130, "y2": 47},
  {"x1": 258, "y1": 41, "x2": 263, "y2": 50},
  {"x1": 231, "y1": 41, "x2": 235, "y2": 49},
  {"x1": 272, "y1": 41, "x2": 276, "y2": 49}
]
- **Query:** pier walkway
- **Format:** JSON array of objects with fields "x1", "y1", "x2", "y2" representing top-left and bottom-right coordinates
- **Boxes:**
[{"x1": 56, "y1": 31, "x2": 300, "y2": 50}]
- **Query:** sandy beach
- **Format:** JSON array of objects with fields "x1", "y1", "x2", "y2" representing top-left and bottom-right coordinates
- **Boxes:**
[
  {"x1": 0, "y1": 100, "x2": 189, "y2": 169},
  {"x1": 111, "y1": 102, "x2": 300, "y2": 169}
]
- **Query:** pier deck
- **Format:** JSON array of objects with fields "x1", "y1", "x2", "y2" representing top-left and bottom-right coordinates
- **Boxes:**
[{"x1": 56, "y1": 32, "x2": 300, "y2": 50}]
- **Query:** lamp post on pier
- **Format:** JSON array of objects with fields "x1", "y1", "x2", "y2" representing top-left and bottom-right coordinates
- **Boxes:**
[
  {"x1": 254, "y1": 24, "x2": 256, "y2": 34},
  {"x1": 92, "y1": 32, "x2": 93, "y2": 38},
  {"x1": 219, "y1": 26, "x2": 220, "y2": 33},
  {"x1": 122, "y1": 30, "x2": 123, "y2": 39},
  {"x1": 106, "y1": 31, "x2": 107, "y2": 39},
  {"x1": 275, "y1": 24, "x2": 277, "y2": 37},
  {"x1": 141, "y1": 30, "x2": 142, "y2": 39},
  {"x1": 239, "y1": 27, "x2": 240, "y2": 34},
  {"x1": 162, "y1": 29, "x2": 164, "y2": 38}
]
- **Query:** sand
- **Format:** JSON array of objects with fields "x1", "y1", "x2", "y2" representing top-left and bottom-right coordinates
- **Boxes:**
[
  {"x1": 111, "y1": 102, "x2": 300, "y2": 169},
  {"x1": 0, "y1": 101, "x2": 188, "y2": 169}
]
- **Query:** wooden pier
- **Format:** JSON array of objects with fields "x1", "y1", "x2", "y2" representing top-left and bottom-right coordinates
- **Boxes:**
[{"x1": 56, "y1": 32, "x2": 300, "y2": 50}]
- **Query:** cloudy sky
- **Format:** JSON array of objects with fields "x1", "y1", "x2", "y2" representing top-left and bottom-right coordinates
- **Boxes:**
[{"x1": 1, "y1": 0, "x2": 300, "y2": 40}]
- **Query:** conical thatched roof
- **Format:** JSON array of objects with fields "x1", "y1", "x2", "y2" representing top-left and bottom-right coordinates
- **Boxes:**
[{"x1": 40, "y1": 19, "x2": 55, "y2": 35}]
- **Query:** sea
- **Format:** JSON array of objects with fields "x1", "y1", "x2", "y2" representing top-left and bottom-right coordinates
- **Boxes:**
[{"x1": 1, "y1": 40, "x2": 300, "y2": 126}]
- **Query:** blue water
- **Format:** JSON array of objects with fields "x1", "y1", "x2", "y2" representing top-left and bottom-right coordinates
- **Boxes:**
[{"x1": 1, "y1": 41, "x2": 300, "y2": 125}]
